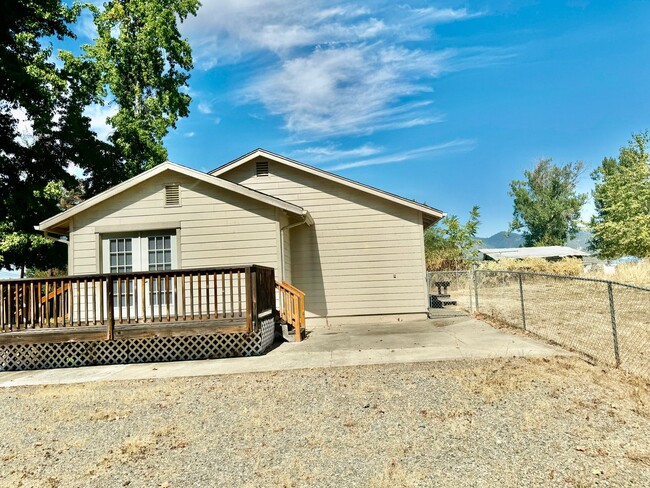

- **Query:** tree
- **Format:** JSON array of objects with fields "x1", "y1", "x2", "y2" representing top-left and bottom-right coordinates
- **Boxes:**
[
  {"x1": 590, "y1": 132, "x2": 650, "y2": 258},
  {"x1": 81, "y1": 0, "x2": 200, "y2": 183},
  {"x1": 509, "y1": 159, "x2": 587, "y2": 247},
  {"x1": 425, "y1": 206, "x2": 481, "y2": 270},
  {"x1": 0, "y1": 0, "x2": 99, "y2": 276}
]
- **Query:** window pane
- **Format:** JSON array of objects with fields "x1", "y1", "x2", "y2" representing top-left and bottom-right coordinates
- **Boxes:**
[
  {"x1": 148, "y1": 238, "x2": 155, "y2": 250},
  {"x1": 117, "y1": 240, "x2": 124, "y2": 252},
  {"x1": 164, "y1": 251, "x2": 171, "y2": 263},
  {"x1": 126, "y1": 254, "x2": 132, "y2": 266},
  {"x1": 164, "y1": 236, "x2": 171, "y2": 247},
  {"x1": 110, "y1": 240, "x2": 116, "y2": 252},
  {"x1": 125, "y1": 239, "x2": 132, "y2": 252}
]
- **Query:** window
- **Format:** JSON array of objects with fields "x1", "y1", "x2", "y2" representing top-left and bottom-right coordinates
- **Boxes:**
[
  {"x1": 102, "y1": 232, "x2": 176, "y2": 273},
  {"x1": 108, "y1": 238, "x2": 133, "y2": 273},
  {"x1": 148, "y1": 236, "x2": 173, "y2": 271}
]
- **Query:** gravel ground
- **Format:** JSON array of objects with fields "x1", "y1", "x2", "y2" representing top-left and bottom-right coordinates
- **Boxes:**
[{"x1": 1, "y1": 356, "x2": 649, "y2": 488}]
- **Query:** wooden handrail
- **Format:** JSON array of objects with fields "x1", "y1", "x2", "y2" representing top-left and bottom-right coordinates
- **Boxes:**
[
  {"x1": 275, "y1": 280, "x2": 305, "y2": 342},
  {"x1": 0, "y1": 265, "x2": 276, "y2": 339}
]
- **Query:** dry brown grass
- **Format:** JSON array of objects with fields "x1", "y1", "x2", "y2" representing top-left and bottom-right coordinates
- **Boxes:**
[
  {"x1": 588, "y1": 258, "x2": 650, "y2": 287},
  {"x1": 475, "y1": 275, "x2": 650, "y2": 378},
  {"x1": 479, "y1": 257, "x2": 584, "y2": 275},
  {"x1": 1, "y1": 357, "x2": 649, "y2": 487}
]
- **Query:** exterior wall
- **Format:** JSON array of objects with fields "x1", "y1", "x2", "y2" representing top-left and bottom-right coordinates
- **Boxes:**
[
  {"x1": 69, "y1": 170, "x2": 280, "y2": 275},
  {"x1": 221, "y1": 157, "x2": 429, "y2": 319}
]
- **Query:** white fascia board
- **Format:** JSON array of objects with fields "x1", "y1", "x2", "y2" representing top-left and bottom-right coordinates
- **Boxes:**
[
  {"x1": 210, "y1": 149, "x2": 445, "y2": 221},
  {"x1": 38, "y1": 161, "x2": 307, "y2": 233}
]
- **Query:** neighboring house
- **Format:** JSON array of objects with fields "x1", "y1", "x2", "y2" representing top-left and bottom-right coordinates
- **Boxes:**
[
  {"x1": 38, "y1": 149, "x2": 444, "y2": 326},
  {"x1": 478, "y1": 246, "x2": 590, "y2": 262}
]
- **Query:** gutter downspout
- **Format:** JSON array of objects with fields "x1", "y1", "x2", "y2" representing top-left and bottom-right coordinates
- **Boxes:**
[{"x1": 279, "y1": 210, "x2": 312, "y2": 282}]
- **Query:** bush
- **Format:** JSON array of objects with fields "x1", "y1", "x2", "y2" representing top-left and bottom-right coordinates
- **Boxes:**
[{"x1": 478, "y1": 257, "x2": 583, "y2": 276}]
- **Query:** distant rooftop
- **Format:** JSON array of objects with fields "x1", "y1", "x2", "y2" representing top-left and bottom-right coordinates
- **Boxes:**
[{"x1": 479, "y1": 246, "x2": 590, "y2": 261}]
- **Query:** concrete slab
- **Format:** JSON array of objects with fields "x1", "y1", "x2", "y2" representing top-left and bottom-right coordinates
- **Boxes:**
[{"x1": 0, "y1": 316, "x2": 569, "y2": 388}]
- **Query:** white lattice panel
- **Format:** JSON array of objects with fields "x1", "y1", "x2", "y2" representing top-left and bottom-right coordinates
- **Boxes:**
[{"x1": 0, "y1": 318, "x2": 276, "y2": 372}]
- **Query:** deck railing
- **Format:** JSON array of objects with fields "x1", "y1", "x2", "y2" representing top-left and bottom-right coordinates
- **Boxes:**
[
  {"x1": 276, "y1": 280, "x2": 305, "y2": 342},
  {"x1": 0, "y1": 265, "x2": 276, "y2": 344}
]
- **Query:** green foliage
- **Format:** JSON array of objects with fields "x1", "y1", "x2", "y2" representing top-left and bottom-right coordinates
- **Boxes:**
[
  {"x1": 81, "y1": 0, "x2": 200, "y2": 183},
  {"x1": 425, "y1": 206, "x2": 481, "y2": 270},
  {"x1": 590, "y1": 132, "x2": 650, "y2": 258},
  {"x1": 0, "y1": 0, "x2": 97, "y2": 276},
  {"x1": 509, "y1": 159, "x2": 587, "y2": 247}
]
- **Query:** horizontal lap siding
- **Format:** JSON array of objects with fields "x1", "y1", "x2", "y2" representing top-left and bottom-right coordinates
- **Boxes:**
[
  {"x1": 70, "y1": 171, "x2": 279, "y2": 275},
  {"x1": 223, "y1": 158, "x2": 427, "y2": 318}
]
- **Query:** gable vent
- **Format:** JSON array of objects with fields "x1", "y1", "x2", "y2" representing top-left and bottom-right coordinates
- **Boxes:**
[
  {"x1": 256, "y1": 161, "x2": 269, "y2": 177},
  {"x1": 164, "y1": 183, "x2": 180, "y2": 206}
]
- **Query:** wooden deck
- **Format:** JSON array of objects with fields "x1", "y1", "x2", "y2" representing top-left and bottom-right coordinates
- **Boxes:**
[{"x1": 0, "y1": 265, "x2": 277, "y2": 346}]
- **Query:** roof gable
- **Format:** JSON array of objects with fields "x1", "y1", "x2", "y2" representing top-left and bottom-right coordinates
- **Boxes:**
[
  {"x1": 38, "y1": 161, "x2": 310, "y2": 234},
  {"x1": 210, "y1": 148, "x2": 445, "y2": 226}
]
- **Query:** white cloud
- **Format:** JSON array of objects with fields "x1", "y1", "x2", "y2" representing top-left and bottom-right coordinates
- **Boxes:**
[
  {"x1": 325, "y1": 139, "x2": 475, "y2": 171},
  {"x1": 244, "y1": 45, "x2": 450, "y2": 137},
  {"x1": 291, "y1": 143, "x2": 383, "y2": 162},
  {"x1": 182, "y1": 1, "x2": 490, "y2": 139},
  {"x1": 183, "y1": 131, "x2": 196, "y2": 138},
  {"x1": 66, "y1": 162, "x2": 87, "y2": 180},
  {"x1": 84, "y1": 103, "x2": 118, "y2": 141},
  {"x1": 197, "y1": 101, "x2": 213, "y2": 114}
]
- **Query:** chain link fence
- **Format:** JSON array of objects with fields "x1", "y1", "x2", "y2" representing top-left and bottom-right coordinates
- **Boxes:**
[
  {"x1": 472, "y1": 270, "x2": 650, "y2": 379},
  {"x1": 426, "y1": 270, "x2": 473, "y2": 313}
]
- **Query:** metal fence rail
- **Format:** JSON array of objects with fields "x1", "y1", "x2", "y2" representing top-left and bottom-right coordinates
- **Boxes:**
[{"x1": 472, "y1": 270, "x2": 650, "y2": 379}]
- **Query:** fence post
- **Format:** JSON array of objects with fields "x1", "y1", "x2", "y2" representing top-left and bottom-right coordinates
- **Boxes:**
[
  {"x1": 518, "y1": 272, "x2": 526, "y2": 331},
  {"x1": 473, "y1": 268, "x2": 479, "y2": 312},
  {"x1": 607, "y1": 282, "x2": 621, "y2": 367},
  {"x1": 467, "y1": 270, "x2": 473, "y2": 313}
]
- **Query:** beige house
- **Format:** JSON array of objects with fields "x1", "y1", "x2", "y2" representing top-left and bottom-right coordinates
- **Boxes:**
[{"x1": 38, "y1": 149, "x2": 444, "y2": 326}]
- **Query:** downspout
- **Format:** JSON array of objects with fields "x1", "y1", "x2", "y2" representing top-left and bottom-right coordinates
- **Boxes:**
[{"x1": 279, "y1": 210, "x2": 312, "y2": 282}]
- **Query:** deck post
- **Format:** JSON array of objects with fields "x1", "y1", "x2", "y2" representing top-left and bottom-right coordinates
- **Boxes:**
[
  {"x1": 251, "y1": 266, "x2": 258, "y2": 332},
  {"x1": 245, "y1": 267, "x2": 253, "y2": 333},
  {"x1": 106, "y1": 275, "x2": 114, "y2": 340}
]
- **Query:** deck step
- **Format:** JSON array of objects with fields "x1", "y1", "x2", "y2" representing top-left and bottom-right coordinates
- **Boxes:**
[{"x1": 275, "y1": 320, "x2": 304, "y2": 342}]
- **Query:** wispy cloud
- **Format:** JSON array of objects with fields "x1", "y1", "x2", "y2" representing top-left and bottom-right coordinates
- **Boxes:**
[
  {"x1": 197, "y1": 101, "x2": 213, "y2": 114},
  {"x1": 291, "y1": 143, "x2": 383, "y2": 162},
  {"x1": 183, "y1": 131, "x2": 196, "y2": 138},
  {"x1": 325, "y1": 139, "x2": 475, "y2": 171},
  {"x1": 182, "y1": 1, "x2": 492, "y2": 140}
]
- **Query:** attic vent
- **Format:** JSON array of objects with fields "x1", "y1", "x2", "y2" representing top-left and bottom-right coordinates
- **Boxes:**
[
  {"x1": 256, "y1": 161, "x2": 269, "y2": 177},
  {"x1": 164, "y1": 183, "x2": 180, "y2": 206}
]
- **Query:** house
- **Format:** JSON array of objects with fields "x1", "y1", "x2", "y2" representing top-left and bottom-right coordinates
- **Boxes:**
[
  {"x1": 37, "y1": 149, "x2": 444, "y2": 326},
  {"x1": 478, "y1": 246, "x2": 590, "y2": 262}
]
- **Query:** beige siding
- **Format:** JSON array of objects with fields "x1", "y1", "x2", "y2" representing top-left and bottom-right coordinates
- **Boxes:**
[
  {"x1": 70, "y1": 170, "x2": 280, "y2": 275},
  {"x1": 222, "y1": 158, "x2": 428, "y2": 318}
]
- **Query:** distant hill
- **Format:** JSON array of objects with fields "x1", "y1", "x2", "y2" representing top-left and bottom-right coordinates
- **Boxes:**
[
  {"x1": 478, "y1": 231, "x2": 524, "y2": 249},
  {"x1": 478, "y1": 230, "x2": 592, "y2": 250}
]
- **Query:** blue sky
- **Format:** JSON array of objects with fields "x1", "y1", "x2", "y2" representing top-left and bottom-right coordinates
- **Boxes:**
[{"x1": 73, "y1": 0, "x2": 650, "y2": 236}]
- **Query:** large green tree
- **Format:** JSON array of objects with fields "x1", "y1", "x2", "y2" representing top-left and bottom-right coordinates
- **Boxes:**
[
  {"x1": 590, "y1": 132, "x2": 650, "y2": 258},
  {"x1": 81, "y1": 0, "x2": 200, "y2": 184},
  {"x1": 0, "y1": 0, "x2": 108, "y2": 276},
  {"x1": 425, "y1": 206, "x2": 481, "y2": 270},
  {"x1": 509, "y1": 159, "x2": 587, "y2": 247}
]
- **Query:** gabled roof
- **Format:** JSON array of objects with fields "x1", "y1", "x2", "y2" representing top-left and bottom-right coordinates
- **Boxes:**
[
  {"x1": 210, "y1": 148, "x2": 445, "y2": 226},
  {"x1": 479, "y1": 246, "x2": 590, "y2": 261},
  {"x1": 38, "y1": 161, "x2": 312, "y2": 234}
]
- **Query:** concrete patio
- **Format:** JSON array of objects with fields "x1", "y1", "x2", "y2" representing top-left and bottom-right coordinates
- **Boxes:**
[{"x1": 0, "y1": 316, "x2": 568, "y2": 388}]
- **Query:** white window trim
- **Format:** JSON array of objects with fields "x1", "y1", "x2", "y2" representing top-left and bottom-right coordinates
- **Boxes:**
[{"x1": 101, "y1": 231, "x2": 178, "y2": 273}]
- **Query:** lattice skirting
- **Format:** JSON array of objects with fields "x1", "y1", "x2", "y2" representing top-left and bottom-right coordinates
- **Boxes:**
[{"x1": 0, "y1": 314, "x2": 276, "y2": 372}]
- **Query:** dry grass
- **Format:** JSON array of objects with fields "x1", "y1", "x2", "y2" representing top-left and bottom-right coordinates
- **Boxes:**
[
  {"x1": 479, "y1": 257, "x2": 584, "y2": 276},
  {"x1": 0, "y1": 357, "x2": 649, "y2": 487},
  {"x1": 588, "y1": 258, "x2": 650, "y2": 287},
  {"x1": 475, "y1": 275, "x2": 650, "y2": 379}
]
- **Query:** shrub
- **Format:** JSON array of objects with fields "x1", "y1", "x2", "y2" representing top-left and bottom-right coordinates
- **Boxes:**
[{"x1": 478, "y1": 257, "x2": 583, "y2": 276}]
